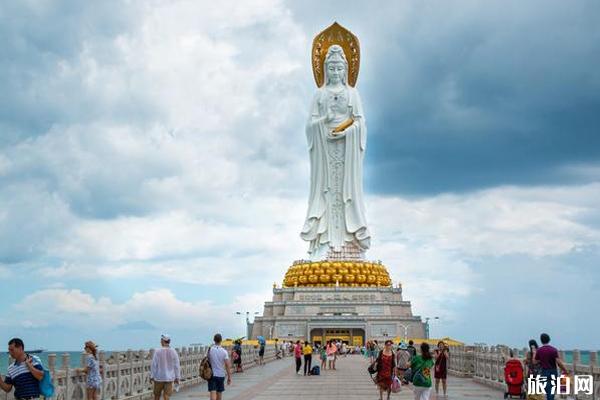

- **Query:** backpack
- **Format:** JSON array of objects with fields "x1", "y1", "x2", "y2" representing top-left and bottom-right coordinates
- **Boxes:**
[
  {"x1": 310, "y1": 366, "x2": 320, "y2": 376},
  {"x1": 39, "y1": 369, "x2": 55, "y2": 398},
  {"x1": 31, "y1": 356, "x2": 54, "y2": 398},
  {"x1": 199, "y1": 347, "x2": 213, "y2": 381}
]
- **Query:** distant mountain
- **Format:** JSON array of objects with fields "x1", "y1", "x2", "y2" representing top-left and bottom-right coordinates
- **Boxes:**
[{"x1": 117, "y1": 321, "x2": 156, "y2": 331}]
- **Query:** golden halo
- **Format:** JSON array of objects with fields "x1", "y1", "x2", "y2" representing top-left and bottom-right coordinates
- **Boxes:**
[{"x1": 312, "y1": 22, "x2": 360, "y2": 88}]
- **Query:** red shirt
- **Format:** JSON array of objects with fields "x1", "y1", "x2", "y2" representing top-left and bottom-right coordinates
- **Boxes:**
[
  {"x1": 294, "y1": 344, "x2": 302, "y2": 358},
  {"x1": 535, "y1": 345, "x2": 559, "y2": 370}
]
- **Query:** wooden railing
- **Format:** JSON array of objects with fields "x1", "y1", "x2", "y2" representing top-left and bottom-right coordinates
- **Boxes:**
[
  {"x1": 1, "y1": 345, "x2": 277, "y2": 400},
  {"x1": 448, "y1": 345, "x2": 600, "y2": 399}
]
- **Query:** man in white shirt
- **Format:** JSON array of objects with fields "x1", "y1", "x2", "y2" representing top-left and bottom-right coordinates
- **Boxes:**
[
  {"x1": 150, "y1": 334, "x2": 181, "y2": 400},
  {"x1": 207, "y1": 333, "x2": 231, "y2": 400}
]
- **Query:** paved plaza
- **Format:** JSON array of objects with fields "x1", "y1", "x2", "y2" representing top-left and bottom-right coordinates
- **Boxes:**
[{"x1": 173, "y1": 355, "x2": 503, "y2": 400}]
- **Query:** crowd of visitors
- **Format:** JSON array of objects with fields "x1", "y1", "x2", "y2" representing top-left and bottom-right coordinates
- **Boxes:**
[
  {"x1": 367, "y1": 339, "x2": 444, "y2": 400},
  {"x1": 0, "y1": 332, "x2": 571, "y2": 400}
]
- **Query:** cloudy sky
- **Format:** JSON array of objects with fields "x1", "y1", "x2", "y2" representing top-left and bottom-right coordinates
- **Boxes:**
[{"x1": 1, "y1": 0, "x2": 599, "y2": 351}]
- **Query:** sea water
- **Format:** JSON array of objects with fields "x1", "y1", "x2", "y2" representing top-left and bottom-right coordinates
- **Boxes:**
[{"x1": 0, "y1": 351, "x2": 112, "y2": 373}]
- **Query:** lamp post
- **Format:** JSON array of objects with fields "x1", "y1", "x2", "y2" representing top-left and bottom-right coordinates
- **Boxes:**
[
  {"x1": 424, "y1": 316, "x2": 439, "y2": 339},
  {"x1": 236, "y1": 311, "x2": 259, "y2": 339},
  {"x1": 398, "y1": 324, "x2": 410, "y2": 342}
]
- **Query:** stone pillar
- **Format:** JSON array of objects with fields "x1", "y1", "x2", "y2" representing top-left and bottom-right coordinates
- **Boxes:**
[
  {"x1": 572, "y1": 349, "x2": 580, "y2": 375},
  {"x1": 99, "y1": 351, "x2": 106, "y2": 400},
  {"x1": 62, "y1": 353, "x2": 71, "y2": 400},
  {"x1": 114, "y1": 351, "x2": 121, "y2": 399},
  {"x1": 48, "y1": 354, "x2": 56, "y2": 391}
]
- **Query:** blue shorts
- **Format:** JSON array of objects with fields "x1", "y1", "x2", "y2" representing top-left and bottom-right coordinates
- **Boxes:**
[{"x1": 207, "y1": 376, "x2": 225, "y2": 393}]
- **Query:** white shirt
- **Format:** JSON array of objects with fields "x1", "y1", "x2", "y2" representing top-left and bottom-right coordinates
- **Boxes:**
[
  {"x1": 151, "y1": 347, "x2": 181, "y2": 382},
  {"x1": 208, "y1": 345, "x2": 229, "y2": 378}
]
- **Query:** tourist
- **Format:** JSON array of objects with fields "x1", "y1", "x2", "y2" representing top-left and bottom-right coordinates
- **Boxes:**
[
  {"x1": 275, "y1": 339, "x2": 282, "y2": 359},
  {"x1": 367, "y1": 341, "x2": 375, "y2": 362},
  {"x1": 341, "y1": 342, "x2": 347, "y2": 357},
  {"x1": 151, "y1": 334, "x2": 181, "y2": 400},
  {"x1": 533, "y1": 333, "x2": 568, "y2": 400},
  {"x1": 407, "y1": 340, "x2": 417, "y2": 358},
  {"x1": 207, "y1": 334, "x2": 232, "y2": 400},
  {"x1": 303, "y1": 341, "x2": 313, "y2": 376},
  {"x1": 411, "y1": 342, "x2": 434, "y2": 400},
  {"x1": 319, "y1": 344, "x2": 327, "y2": 371},
  {"x1": 524, "y1": 339, "x2": 540, "y2": 378},
  {"x1": 281, "y1": 340, "x2": 287, "y2": 358},
  {"x1": 294, "y1": 340, "x2": 302, "y2": 374},
  {"x1": 434, "y1": 341, "x2": 449, "y2": 397},
  {"x1": 374, "y1": 340, "x2": 396, "y2": 400},
  {"x1": 232, "y1": 340, "x2": 243, "y2": 373},
  {"x1": 396, "y1": 342, "x2": 411, "y2": 384},
  {"x1": 326, "y1": 340, "x2": 337, "y2": 370},
  {"x1": 83, "y1": 341, "x2": 102, "y2": 400},
  {"x1": 0, "y1": 338, "x2": 44, "y2": 400},
  {"x1": 257, "y1": 336, "x2": 266, "y2": 366}
]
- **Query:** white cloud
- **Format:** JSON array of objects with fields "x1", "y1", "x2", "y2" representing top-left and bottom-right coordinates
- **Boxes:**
[{"x1": 12, "y1": 288, "x2": 270, "y2": 335}]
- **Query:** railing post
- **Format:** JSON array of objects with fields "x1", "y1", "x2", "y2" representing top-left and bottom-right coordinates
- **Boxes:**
[
  {"x1": 127, "y1": 349, "x2": 133, "y2": 396},
  {"x1": 572, "y1": 349, "x2": 580, "y2": 376},
  {"x1": 98, "y1": 351, "x2": 106, "y2": 400},
  {"x1": 114, "y1": 351, "x2": 121, "y2": 399},
  {"x1": 48, "y1": 354, "x2": 56, "y2": 387},
  {"x1": 148, "y1": 349, "x2": 155, "y2": 392},
  {"x1": 62, "y1": 353, "x2": 71, "y2": 400},
  {"x1": 181, "y1": 347, "x2": 187, "y2": 382}
]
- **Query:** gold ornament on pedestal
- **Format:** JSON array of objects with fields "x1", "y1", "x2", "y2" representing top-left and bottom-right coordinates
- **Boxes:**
[{"x1": 283, "y1": 261, "x2": 392, "y2": 288}]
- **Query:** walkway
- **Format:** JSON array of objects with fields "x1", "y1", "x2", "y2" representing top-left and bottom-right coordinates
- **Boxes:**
[{"x1": 173, "y1": 355, "x2": 504, "y2": 400}]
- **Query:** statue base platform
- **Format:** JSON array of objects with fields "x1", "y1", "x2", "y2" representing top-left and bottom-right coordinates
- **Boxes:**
[{"x1": 250, "y1": 284, "x2": 426, "y2": 345}]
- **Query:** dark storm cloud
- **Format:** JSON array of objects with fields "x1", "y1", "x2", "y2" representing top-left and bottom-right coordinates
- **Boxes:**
[{"x1": 288, "y1": 0, "x2": 600, "y2": 195}]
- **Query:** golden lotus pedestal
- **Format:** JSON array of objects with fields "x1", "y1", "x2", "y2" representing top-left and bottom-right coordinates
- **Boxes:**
[{"x1": 282, "y1": 260, "x2": 392, "y2": 288}]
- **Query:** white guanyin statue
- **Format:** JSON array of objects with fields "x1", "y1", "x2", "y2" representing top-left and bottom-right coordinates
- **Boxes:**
[{"x1": 301, "y1": 44, "x2": 371, "y2": 260}]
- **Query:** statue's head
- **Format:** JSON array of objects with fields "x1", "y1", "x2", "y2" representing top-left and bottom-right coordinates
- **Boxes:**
[{"x1": 324, "y1": 45, "x2": 347, "y2": 85}]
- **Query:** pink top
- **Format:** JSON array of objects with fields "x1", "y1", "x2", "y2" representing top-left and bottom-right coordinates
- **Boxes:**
[
  {"x1": 294, "y1": 344, "x2": 302, "y2": 358},
  {"x1": 326, "y1": 345, "x2": 337, "y2": 356}
]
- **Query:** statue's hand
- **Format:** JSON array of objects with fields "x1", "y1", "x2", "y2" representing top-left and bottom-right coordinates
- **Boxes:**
[{"x1": 328, "y1": 130, "x2": 346, "y2": 140}]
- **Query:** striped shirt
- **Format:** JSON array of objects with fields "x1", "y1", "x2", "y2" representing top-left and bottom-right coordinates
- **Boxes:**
[{"x1": 4, "y1": 356, "x2": 43, "y2": 399}]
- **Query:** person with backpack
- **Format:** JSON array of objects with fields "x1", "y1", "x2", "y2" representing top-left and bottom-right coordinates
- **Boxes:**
[
  {"x1": 411, "y1": 342, "x2": 434, "y2": 400},
  {"x1": 396, "y1": 343, "x2": 411, "y2": 384},
  {"x1": 82, "y1": 341, "x2": 102, "y2": 400},
  {"x1": 0, "y1": 338, "x2": 45, "y2": 400},
  {"x1": 206, "y1": 334, "x2": 231, "y2": 400}
]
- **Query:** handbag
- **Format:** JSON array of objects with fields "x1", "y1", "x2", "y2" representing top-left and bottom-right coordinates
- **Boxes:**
[
  {"x1": 412, "y1": 367, "x2": 429, "y2": 386},
  {"x1": 367, "y1": 360, "x2": 378, "y2": 375},
  {"x1": 391, "y1": 375, "x2": 402, "y2": 393}
]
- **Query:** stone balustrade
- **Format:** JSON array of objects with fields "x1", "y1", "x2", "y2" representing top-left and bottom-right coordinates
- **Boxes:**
[
  {"x1": 448, "y1": 345, "x2": 600, "y2": 399},
  {"x1": 1, "y1": 345, "x2": 277, "y2": 400}
]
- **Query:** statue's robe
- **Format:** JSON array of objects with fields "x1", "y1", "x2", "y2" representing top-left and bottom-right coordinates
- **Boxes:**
[{"x1": 301, "y1": 85, "x2": 371, "y2": 258}]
